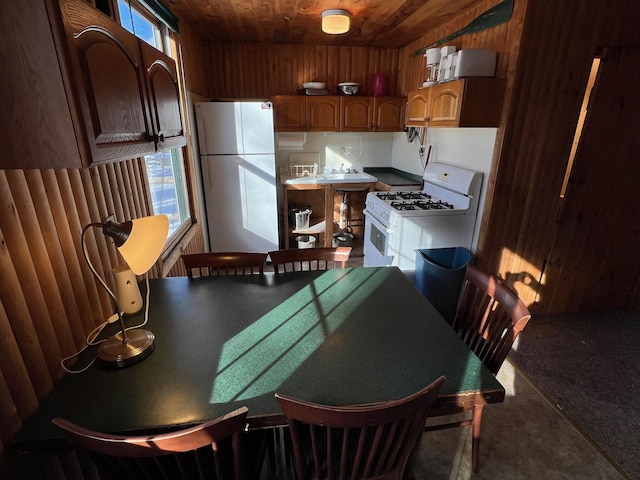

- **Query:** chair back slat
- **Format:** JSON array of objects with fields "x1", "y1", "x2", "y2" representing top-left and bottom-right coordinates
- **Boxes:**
[
  {"x1": 53, "y1": 407, "x2": 250, "y2": 480},
  {"x1": 181, "y1": 253, "x2": 267, "y2": 278},
  {"x1": 268, "y1": 247, "x2": 351, "y2": 273},
  {"x1": 451, "y1": 265, "x2": 532, "y2": 375},
  {"x1": 276, "y1": 376, "x2": 444, "y2": 480}
]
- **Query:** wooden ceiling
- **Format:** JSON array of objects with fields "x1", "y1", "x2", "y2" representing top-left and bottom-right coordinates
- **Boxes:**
[{"x1": 165, "y1": 0, "x2": 485, "y2": 48}]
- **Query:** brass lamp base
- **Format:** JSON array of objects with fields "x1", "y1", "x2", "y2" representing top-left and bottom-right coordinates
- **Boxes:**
[{"x1": 97, "y1": 329, "x2": 155, "y2": 368}]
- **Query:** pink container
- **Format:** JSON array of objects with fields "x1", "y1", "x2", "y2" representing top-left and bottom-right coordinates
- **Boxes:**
[{"x1": 371, "y1": 73, "x2": 387, "y2": 96}]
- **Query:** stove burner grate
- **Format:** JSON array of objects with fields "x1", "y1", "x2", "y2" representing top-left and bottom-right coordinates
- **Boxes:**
[
  {"x1": 390, "y1": 200, "x2": 455, "y2": 211},
  {"x1": 376, "y1": 192, "x2": 431, "y2": 201}
]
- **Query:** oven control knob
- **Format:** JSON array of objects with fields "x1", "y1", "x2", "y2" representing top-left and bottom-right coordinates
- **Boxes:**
[{"x1": 382, "y1": 211, "x2": 389, "y2": 221}]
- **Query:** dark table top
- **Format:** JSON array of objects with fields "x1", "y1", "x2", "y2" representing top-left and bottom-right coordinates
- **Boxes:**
[{"x1": 13, "y1": 267, "x2": 503, "y2": 452}]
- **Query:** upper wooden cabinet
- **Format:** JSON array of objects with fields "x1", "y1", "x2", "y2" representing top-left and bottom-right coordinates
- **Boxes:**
[
  {"x1": 140, "y1": 41, "x2": 185, "y2": 151},
  {"x1": 372, "y1": 97, "x2": 405, "y2": 132},
  {"x1": 406, "y1": 89, "x2": 431, "y2": 126},
  {"x1": 341, "y1": 97, "x2": 373, "y2": 132},
  {"x1": 307, "y1": 96, "x2": 340, "y2": 131},
  {"x1": 273, "y1": 96, "x2": 306, "y2": 131},
  {"x1": 0, "y1": 0, "x2": 185, "y2": 169},
  {"x1": 406, "y1": 78, "x2": 505, "y2": 128},
  {"x1": 273, "y1": 95, "x2": 405, "y2": 133},
  {"x1": 61, "y1": 0, "x2": 185, "y2": 163},
  {"x1": 62, "y1": 0, "x2": 155, "y2": 163}
]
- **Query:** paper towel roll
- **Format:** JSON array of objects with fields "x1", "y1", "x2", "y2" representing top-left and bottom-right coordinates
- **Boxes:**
[{"x1": 277, "y1": 133, "x2": 306, "y2": 151}]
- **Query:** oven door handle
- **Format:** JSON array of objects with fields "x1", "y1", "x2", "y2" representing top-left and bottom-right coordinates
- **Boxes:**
[{"x1": 364, "y1": 208, "x2": 392, "y2": 233}]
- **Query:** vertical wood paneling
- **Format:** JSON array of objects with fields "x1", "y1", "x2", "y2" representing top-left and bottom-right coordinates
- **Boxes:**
[
  {"x1": 0, "y1": 295, "x2": 39, "y2": 442},
  {"x1": 2, "y1": 171, "x2": 64, "y2": 380},
  {"x1": 24, "y1": 170, "x2": 85, "y2": 348},
  {"x1": 0, "y1": 158, "x2": 205, "y2": 458},
  {"x1": 474, "y1": 0, "x2": 640, "y2": 311},
  {"x1": 178, "y1": 21, "x2": 212, "y2": 97},
  {"x1": 207, "y1": 43, "x2": 401, "y2": 97}
]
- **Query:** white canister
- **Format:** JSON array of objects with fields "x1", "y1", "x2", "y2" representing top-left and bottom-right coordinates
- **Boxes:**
[{"x1": 295, "y1": 235, "x2": 316, "y2": 249}]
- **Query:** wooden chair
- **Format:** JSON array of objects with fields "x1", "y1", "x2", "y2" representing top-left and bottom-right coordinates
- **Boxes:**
[
  {"x1": 181, "y1": 252, "x2": 267, "y2": 277},
  {"x1": 268, "y1": 247, "x2": 351, "y2": 273},
  {"x1": 425, "y1": 265, "x2": 531, "y2": 472},
  {"x1": 276, "y1": 376, "x2": 445, "y2": 480},
  {"x1": 52, "y1": 406, "x2": 263, "y2": 480}
]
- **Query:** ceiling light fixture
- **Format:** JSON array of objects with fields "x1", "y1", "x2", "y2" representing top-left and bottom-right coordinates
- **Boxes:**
[{"x1": 322, "y1": 9, "x2": 351, "y2": 35}]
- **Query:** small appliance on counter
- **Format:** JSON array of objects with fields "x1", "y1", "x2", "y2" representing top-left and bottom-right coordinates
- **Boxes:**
[
  {"x1": 423, "y1": 48, "x2": 441, "y2": 87},
  {"x1": 440, "y1": 48, "x2": 497, "y2": 83}
]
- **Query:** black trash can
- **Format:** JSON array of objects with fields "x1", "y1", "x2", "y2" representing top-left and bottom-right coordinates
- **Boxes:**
[{"x1": 414, "y1": 247, "x2": 472, "y2": 324}]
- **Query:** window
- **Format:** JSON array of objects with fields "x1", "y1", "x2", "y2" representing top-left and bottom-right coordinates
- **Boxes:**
[{"x1": 116, "y1": 0, "x2": 190, "y2": 239}]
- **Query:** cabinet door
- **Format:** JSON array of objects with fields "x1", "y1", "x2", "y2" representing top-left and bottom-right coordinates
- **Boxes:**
[
  {"x1": 406, "y1": 90, "x2": 430, "y2": 126},
  {"x1": 429, "y1": 78, "x2": 504, "y2": 127},
  {"x1": 61, "y1": 0, "x2": 155, "y2": 163},
  {"x1": 340, "y1": 97, "x2": 372, "y2": 131},
  {"x1": 273, "y1": 95, "x2": 306, "y2": 131},
  {"x1": 307, "y1": 96, "x2": 340, "y2": 132},
  {"x1": 140, "y1": 41, "x2": 185, "y2": 151},
  {"x1": 429, "y1": 81, "x2": 463, "y2": 126},
  {"x1": 373, "y1": 97, "x2": 405, "y2": 132}
]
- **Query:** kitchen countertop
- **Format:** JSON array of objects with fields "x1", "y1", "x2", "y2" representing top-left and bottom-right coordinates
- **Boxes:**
[{"x1": 363, "y1": 167, "x2": 422, "y2": 188}]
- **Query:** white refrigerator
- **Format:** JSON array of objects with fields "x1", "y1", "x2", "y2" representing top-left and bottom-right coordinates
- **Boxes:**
[{"x1": 195, "y1": 101, "x2": 279, "y2": 252}]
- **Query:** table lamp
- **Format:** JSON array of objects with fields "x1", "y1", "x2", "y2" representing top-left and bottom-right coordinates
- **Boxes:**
[{"x1": 81, "y1": 215, "x2": 169, "y2": 368}]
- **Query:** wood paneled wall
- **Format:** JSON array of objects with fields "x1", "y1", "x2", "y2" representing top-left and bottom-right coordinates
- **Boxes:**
[
  {"x1": 206, "y1": 43, "x2": 401, "y2": 98},
  {"x1": 471, "y1": 0, "x2": 640, "y2": 311},
  {"x1": 179, "y1": 20, "x2": 213, "y2": 98},
  {"x1": 0, "y1": 162, "x2": 145, "y2": 451},
  {"x1": 397, "y1": 0, "x2": 512, "y2": 94},
  {"x1": 0, "y1": 18, "x2": 207, "y2": 472}
]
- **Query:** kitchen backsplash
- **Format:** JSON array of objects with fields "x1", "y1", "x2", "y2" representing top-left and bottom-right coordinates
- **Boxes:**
[{"x1": 275, "y1": 132, "x2": 394, "y2": 173}]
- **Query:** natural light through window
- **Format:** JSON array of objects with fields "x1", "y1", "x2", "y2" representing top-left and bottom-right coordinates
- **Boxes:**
[
  {"x1": 238, "y1": 159, "x2": 278, "y2": 242},
  {"x1": 209, "y1": 269, "x2": 386, "y2": 403},
  {"x1": 498, "y1": 248, "x2": 541, "y2": 303},
  {"x1": 116, "y1": 0, "x2": 191, "y2": 239}
]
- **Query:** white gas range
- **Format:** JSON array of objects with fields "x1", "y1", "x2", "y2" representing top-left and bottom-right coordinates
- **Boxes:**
[{"x1": 363, "y1": 162, "x2": 483, "y2": 270}]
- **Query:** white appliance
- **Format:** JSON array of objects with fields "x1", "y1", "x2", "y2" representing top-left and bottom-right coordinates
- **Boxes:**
[
  {"x1": 363, "y1": 162, "x2": 482, "y2": 271},
  {"x1": 440, "y1": 48, "x2": 497, "y2": 82},
  {"x1": 195, "y1": 101, "x2": 279, "y2": 252}
]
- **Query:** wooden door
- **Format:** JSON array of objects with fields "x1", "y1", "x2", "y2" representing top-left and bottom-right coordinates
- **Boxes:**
[
  {"x1": 429, "y1": 81, "x2": 462, "y2": 126},
  {"x1": 307, "y1": 96, "x2": 340, "y2": 131},
  {"x1": 406, "y1": 89, "x2": 430, "y2": 126},
  {"x1": 540, "y1": 48, "x2": 640, "y2": 313},
  {"x1": 273, "y1": 95, "x2": 306, "y2": 131},
  {"x1": 340, "y1": 97, "x2": 372, "y2": 131},
  {"x1": 373, "y1": 97, "x2": 405, "y2": 132},
  {"x1": 61, "y1": 0, "x2": 154, "y2": 163},
  {"x1": 140, "y1": 41, "x2": 185, "y2": 151}
]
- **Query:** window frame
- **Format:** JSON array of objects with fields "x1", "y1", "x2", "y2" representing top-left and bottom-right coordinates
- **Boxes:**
[{"x1": 115, "y1": 0, "x2": 198, "y2": 264}]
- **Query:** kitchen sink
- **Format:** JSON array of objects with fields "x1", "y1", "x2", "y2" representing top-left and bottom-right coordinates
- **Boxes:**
[{"x1": 282, "y1": 172, "x2": 378, "y2": 185}]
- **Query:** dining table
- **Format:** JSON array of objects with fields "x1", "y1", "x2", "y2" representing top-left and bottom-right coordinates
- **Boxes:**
[{"x1": 12, "y1": 266, "x2": 504, "y2": 452}]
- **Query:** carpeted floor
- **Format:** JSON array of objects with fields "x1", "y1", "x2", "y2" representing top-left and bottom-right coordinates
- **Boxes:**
[{"x1": 508, "y1": 309, "x2": 640, "y2": 480}]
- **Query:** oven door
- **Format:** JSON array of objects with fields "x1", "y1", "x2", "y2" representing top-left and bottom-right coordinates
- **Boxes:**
[{"x1": 363, "y1": 209, "x2": 395, "y2": 267}]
